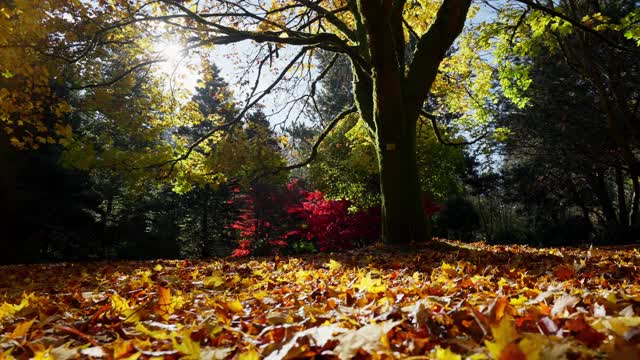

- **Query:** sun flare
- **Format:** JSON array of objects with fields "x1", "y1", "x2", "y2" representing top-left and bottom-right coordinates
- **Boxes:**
[{"x1": 152, "y1": 41, "x2": 199, "y2": 92}]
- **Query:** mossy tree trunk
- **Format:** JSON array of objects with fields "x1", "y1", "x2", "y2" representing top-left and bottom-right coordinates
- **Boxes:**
[{"x1": 351, "y1": 0, "x2": 471, "y2": 244}]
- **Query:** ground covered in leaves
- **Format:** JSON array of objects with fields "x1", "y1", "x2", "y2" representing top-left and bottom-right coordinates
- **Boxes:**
[{"x1": 1, "y1": 240, "x2": 640, "y2": 359}]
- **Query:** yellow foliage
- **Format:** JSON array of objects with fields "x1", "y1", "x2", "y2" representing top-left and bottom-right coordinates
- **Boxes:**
[
  {"x1": 484, "y1": 315, "x2": 519, "y2": 359},
  {"x1": 110, "y1": 293, "x2": 140, "y2": 324},
  {"x1": 0, "y1": 293, "x2": 36, "y2": 322}
]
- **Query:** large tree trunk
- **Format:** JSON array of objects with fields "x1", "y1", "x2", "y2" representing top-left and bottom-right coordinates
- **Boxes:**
[
  {"x1": 353, "y1": 0, "x2": 470, "y2": 245},
  {"x1": 377, "y1": 118, "x2": 425, "y2": 243}
]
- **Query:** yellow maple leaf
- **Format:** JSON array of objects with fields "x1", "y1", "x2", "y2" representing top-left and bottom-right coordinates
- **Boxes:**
[
  {"x1": 31, "y1": 349, "x2": 53, "y2": 360},
  {"x1": 484, "y1": 315, "x2": 519, "y2": 359},
  {"x1": 204, "y1": 272, "x2": 225, "y2": 288},
  {"x1": 253, "y1": 290, "x2": 268, "y2": 300},
  {"x1": 110, "y1": 293, "x2": 139, "y2": 324},
  {"x1": 171, "y1": 330, "x2": 200, "y2": 359},
  {"x1": 0, "y1": 293, "x2": 35, "y2": 321},
  {"x1": 518, "y1": 334, "x2": 549, "y2": 360},
  {"x1": 356, "y1": 273, "x2": 386, "y2": 294},
  {"x1": 135, "y1": 323, "x2": 172, "y2": 340},
  {"x1": 327, "y1": 259, "x2": 342, "y2": 271}
]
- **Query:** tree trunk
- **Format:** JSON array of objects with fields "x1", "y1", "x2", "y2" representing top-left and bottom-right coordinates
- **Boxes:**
[
  {"x1": 631, "y1": 175, "x2": 640, "y2": 226},
  {"x1": 376, "y1": 120, "x2": 425, "y2": 244},
  {"x1": 351, "y1": 0, "x2": 470, "y2": 245},
  {"x1": 615, "y1": 166, "x2": 629, "y2": 227},
  {"x1": 590, "y1": 169, "x2": 620, "y2": 240}
]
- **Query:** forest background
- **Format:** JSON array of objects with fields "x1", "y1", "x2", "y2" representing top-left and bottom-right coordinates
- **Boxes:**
[{"x1": 0, "y1": 0, "x2": 639, "y2": 264}]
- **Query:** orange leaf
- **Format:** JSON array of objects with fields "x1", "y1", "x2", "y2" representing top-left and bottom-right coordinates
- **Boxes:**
[
  {"x1": 10, "y1": 318, "x2": 35, "y2": 339},
  {"x1": 553, "y1": 264, "x2": 575, "y2": 281},
  {"x1": 499, "y1": 343, "x2": 526, "y2": 360},
  {"x1": 493, "y1": 296, "x2": 509, "y2": 322},
  {"x1": 156, "y1": 285, "x2": 172, "y2": 321}
]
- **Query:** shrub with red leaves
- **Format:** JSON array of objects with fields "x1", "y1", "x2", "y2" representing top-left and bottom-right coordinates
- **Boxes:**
[
  {"x1": 230, "y1": 180, "x2": 381, "y2": 256},
  {"x1": 229, "y1": 181, "x2": 307, "y2": 256},
  {"x1": 295, "y1": 191, "x2": 380, "y2": 252}
]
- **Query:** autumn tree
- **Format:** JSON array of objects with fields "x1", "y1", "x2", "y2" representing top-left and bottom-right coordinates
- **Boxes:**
[
  {"x1": 491, "y1": 1, "x2": 640, "y2": 244},
  {"x1": 3, "y1": 0, "x2": 638, "y2": 245}
]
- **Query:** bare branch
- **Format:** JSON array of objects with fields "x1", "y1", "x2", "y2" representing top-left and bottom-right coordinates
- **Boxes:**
[
  {"x1": 158, "y1": 47, "x2": 312, "y2": 177},
  {"x1": 67, "y1": 60, "x2": 162, "y2": 90},
  {"x1": 420, "y1": 110, "x2": 488, "y2": 146},
  {"x1": 161, "y1": 0, "x2": 369, "y2": 72},
  {"x1": 278, "y1": 105, "x2": 357, "y2": 171},
  {"x1": 295, "y1": 0, "x2": 356, "y2": 41}
]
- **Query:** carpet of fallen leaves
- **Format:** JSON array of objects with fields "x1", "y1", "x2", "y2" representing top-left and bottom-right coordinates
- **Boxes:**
[{"x1": 1, "y1": 240, "x2": 640, "y2": 360}]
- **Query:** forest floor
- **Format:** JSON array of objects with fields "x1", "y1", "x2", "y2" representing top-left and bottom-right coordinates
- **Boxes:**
[{"x1": 1, "y1": 240, "x2": 639, "y2": 359}]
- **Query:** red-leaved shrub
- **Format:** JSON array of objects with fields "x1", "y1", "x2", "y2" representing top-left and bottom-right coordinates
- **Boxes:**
[{"x1": 230, "y1": 180, "x2": 380, "y2": 256}]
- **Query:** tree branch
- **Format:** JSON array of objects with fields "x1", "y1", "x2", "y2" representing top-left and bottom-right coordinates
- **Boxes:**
[
  {"x1": 420, "y1": 110, "x2": 487, "y2": 146},
  {"x1": 295, "y1": 0, "x2": 356, "y2": 41},
  {"x1": 158, "y1": 47, "x2": 311, "y2": 177},
  {"x1": 161, "y1": 0, "x2": 368, "y2": 73},
  {"x1": 278, "y1": 105, "x2": 356, "y2": 171},
  {"x1": 406, "y1": 0, "x2": 472, "y2": 112},
  {"x1": 67, "y1": 60, "x2": 162, "y2": 90}
]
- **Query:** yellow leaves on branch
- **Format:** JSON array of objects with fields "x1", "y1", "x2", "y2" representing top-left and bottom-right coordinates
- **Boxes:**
[{"x1": 0, "y1": 1, "x2": 75, "y2": 148}]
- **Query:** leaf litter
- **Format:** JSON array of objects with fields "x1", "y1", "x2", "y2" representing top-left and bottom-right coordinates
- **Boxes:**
[{"x1": 1, "y1": 240, "x2": 640, "y2": 359}]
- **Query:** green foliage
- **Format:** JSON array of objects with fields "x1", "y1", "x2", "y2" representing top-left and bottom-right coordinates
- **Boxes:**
[
  {"x1": 416, "y1": 124, "x2": 466, "y2": 200},
  {"x1": 308, "y1": 114, "x2": 380, "y2": 208}
]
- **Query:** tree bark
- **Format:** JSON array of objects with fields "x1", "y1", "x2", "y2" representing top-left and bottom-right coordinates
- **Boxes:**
[
  {"x1": 377, "y1": 118, "x2": 425, "y2": 244},
  {"x1": 588, "y1": 169, "x2": 618, "y2": 226},
  {"x1": 352, "y1": 0, "x2": 470, "y2": 245},
  {"x1": 615, "y1": 166, "x2": 629, "y2": 227}
]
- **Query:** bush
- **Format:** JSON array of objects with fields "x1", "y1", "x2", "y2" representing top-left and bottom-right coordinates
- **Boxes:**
[
  {"x1": 230, "y1": 180, "x2": 380, "y2": 256},
  {"x1": 295, "y1": 191, "x2": 380, "y2": 251},
  {"x1": 435, "y1": 196, "x2": 480, "y2": 241}
]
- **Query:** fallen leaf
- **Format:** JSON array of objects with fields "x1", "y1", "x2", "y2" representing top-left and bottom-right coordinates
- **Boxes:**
[
  {"x1": 498, "y1": 343, "x2": 525, "y2": 360},
  {"x1": 9, "y1": 318, "x2": 35, "y2": 338},
  {"x1": 551, "y1": 293, "x2": 579, "y2": 317},
  {"x1": 485, "y1": 316, "x2": 519, "y2": 359},
  {"x1": 553, "y1": 265, "x2": 575, "y2": 281},
  {"x1": 155, "y1": 285, "x2": 172, "y2": 321},
  {"x1": 433, "y1": 346, "x2": 462, "y2": 360},
  {"x1": 334, "y1": 320, "x2": 400, "y2": 360},
  {"x1": 204, "y1": 272, "x2": 225, "y2": 288}
]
